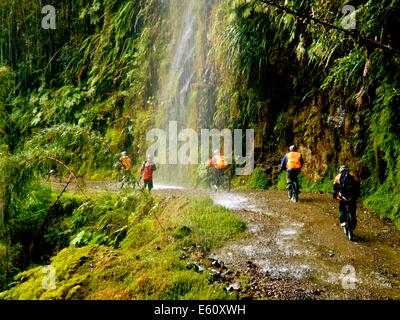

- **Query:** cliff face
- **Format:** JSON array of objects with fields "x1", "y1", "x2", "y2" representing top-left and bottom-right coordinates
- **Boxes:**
[
  {"x1": 208, "y1": 2, "x2": 397, "y2": 172},
  {"x1": 205, "y1": 0, "x2": 400, "y2": 222}
]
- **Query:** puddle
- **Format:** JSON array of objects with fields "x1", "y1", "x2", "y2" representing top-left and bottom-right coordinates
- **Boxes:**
[
  {"x1": 256, "y1": 260, "x2": 311, "y2": 280},
  {"x1": 153, "y1": 184, "x2": 185, "y2": 190},
  {"x1": 275, "y1": 225, "x2": 305, "y2": 256},
  {"x1": 276, "y1": 239, "x2": 302, "y2": 256},
  {"x1": 211, "y1": 192, "x2": 272, "y2": 215},
  {"x1": 279, "y1": 229, "x2": 299, "y2": 237},
  {"x1": 242, "y1": 245, "x2": 271, "y2": 257}
]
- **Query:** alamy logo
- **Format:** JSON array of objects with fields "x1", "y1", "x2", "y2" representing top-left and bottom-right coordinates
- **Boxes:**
[
  {"x1": 339, "y1": 265, "x2": 357, "y2": 289},
  {"x1": 42, "y1": 5, "x2": 56, "y2": 30},
  {"x1": 342, "y1": 5, "x2": 356, "y2": 30},
  {"x1": 42, "y1": 265, "x2": 56, "y2": 290},
  {"x1": 146, "y1": 121, "x2": 255, "y2": 175}
]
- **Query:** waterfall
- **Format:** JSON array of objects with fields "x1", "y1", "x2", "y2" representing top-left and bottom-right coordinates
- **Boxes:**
[{"x1": 155, "y1": 0, "x2": 218, "y2": 185}]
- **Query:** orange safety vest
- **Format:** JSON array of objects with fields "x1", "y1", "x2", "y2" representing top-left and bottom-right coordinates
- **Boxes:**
[
  {"x1": 212, "y1": 154, "x2": 228, "y2": 170},
  {"x1": 121, "y1": 156, "x2": 132, "y2": 172},
  {"x1": 286, "y1": 152, "x2": 302, "y2": 169}
]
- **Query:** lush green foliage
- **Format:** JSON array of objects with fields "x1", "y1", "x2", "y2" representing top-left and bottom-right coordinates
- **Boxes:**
[
  {"x1": 0, "y1": 192, "x2": 245, "y2": 300},
  {"x1": 245, "y1": 168, "x2": 271, "y2": 190},
  {"x1": 0, "y1": 0, "x2": 163, "y2": 289}
]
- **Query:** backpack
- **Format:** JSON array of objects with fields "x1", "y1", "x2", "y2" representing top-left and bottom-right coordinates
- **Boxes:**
[{"x1": 339, "y1": 173, "x2": 358, "y2": 200}]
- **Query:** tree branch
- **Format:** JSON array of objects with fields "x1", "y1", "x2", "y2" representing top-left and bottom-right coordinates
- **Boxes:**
[
  {"x1": 258, "y1": 0, "x2": 400, "y2": 56},
  {"x1": 41, "y1": 156, "x2": 89, "y2": 200}
]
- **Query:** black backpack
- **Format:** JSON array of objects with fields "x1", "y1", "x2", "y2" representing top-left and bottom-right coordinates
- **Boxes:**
[{"x1": 339, "y1": 173, "x2": 358, "y2": 200}]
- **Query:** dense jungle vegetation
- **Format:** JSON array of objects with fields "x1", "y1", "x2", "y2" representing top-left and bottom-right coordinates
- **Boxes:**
[{"x1": 1, "y1": 0, "x2": 400, "y2": 298}]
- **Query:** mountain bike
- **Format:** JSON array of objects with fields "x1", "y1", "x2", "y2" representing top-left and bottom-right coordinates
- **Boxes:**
[
  {"x1": 117, "y1": 170, "x2": 141, "y2": 190},
  {"x1": 287, "y1": 181, "x2": 298, "y2": 203},
  {"x1": 338, "y1": 193, "x2": 355, "y2": 241},
  {"x1": 209, "y1": 168, "x2": 231, "y2": 192}
]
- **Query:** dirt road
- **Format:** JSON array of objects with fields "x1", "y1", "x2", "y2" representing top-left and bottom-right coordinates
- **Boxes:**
[{"x1": 210, "y1": 190, "x2": 400, "y2": 300}]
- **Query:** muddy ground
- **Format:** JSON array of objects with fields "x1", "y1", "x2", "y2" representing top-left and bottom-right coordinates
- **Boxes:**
[
  {"x1": 210, "y1": 190, "x2": 400, "y2": 300},
  {"x1": 52, "y1": 180, "x2": 400, "y2": 300}
]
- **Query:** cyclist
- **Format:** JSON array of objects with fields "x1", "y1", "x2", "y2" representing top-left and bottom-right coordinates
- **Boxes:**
[
  {"x1": 208, "y1": 149, "x2": 229, "y2": 189},
  {"x1": 120, "y1": 151, "x2": 132, "y2": 176},
  {"x1": 280, "y1": 145, "x2": 303, "y2": 194},
  {"x1": 333, "y1": 165, "x2": 360, "y2": 236},
  {"x1": 118, "y1": 151, "x2": 133, "y2": 188},
  {"x1": 140, "y1": 154, "x2": 157, "y2": 191}
]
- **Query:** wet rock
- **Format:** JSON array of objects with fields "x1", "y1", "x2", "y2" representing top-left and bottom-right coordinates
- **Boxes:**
[
  {"x1": 224, "y1": 270, "x2": 233, "y2": 276},
  {"x1": 186, "y1": 262, "x2": 204, "y2": 273},
  {"x1": 208, "y1": 269, "x2": 224, "y2": 283},
  {"x1": 212, "y1": 260, "x2": 222, "y2": 268},
  {"x1": 225, "y1": 283, "x2": 240, "y2": 292},
  {"x1": 180, "y1": 254, "x2": 189, "y2": 260},
  {"x1": 194, "y1": 263, "x2": 205, "y2": 273},
  {"x1": 155, "y1": 246, "x2": 161, "y2": 251}
]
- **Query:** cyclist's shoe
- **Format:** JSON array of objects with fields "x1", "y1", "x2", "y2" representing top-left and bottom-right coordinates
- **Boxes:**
[{"x1": 340, "y1": 222, "x2": 347, "y2": 227}]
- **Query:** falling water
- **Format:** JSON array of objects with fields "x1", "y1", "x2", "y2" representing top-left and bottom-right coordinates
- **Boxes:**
[{"x1": 155, "y1": 0, "x2": 218, "y2": 185}]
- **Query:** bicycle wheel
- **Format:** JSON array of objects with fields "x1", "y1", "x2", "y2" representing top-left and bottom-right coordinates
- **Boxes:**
[
  {"x1": 209, "y1": 176, "x2": 217, "y2": 192},
  {"x1": 221, "y1": 175, "x2": 230, "y2": 192},
  {"x1": 292, "y1": 182, "x2": 299, "y2": 203},
  {"x1": 346, "y1": 211, "x2": 354, "y2": 241},
  {"x1": 347, "y1": 227, "x2": 353, "y2": 241},
  {"x1": 288, "y1": 183, "x2": 298, "y2": 203},
  {"x1": 343, "y1": 224, "x2": 348, "y2": 236},
  {"x1": 287, "y1": 183, "x2": 293, "y2": 200}
]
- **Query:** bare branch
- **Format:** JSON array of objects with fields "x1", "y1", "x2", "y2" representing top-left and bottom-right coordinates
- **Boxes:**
[{"x1": 258, "y1": 0, "x2": 400, "y2": 56}]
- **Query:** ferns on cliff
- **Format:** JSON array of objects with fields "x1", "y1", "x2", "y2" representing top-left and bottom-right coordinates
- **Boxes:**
[{"x1": 210, "y1": 0, "x2": 400, "y2": 223}]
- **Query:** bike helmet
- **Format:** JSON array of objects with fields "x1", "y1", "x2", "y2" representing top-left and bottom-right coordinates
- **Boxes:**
[
  {"x1": 339, "y1": 165, "x2": 349, "y2": 174},
  {"x1": 121, "y1": 151, "x2": 127, "y2": 156},
  {"x1": 289, "y1": 145, "x2": 296, "y2": 152}
]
